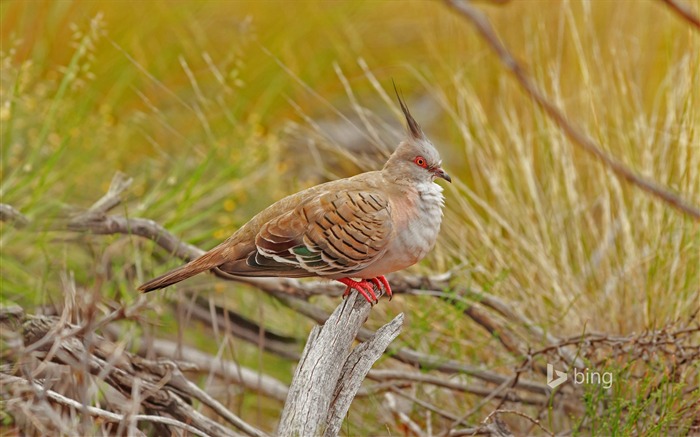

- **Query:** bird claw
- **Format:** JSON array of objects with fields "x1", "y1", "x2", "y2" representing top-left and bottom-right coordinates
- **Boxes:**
[
  {"x1": 338, "y1": 278, "x2": 378, "y2": 305},
  {"x1": 337, "y1": 276, "x2": 393, "y2": 305},
  {"x1": 369, "y1": 276, "x2": 392, "y2": 301}
]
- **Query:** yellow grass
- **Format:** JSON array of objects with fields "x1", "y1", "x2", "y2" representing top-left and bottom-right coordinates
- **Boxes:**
[{"x1": 1, "y1": 0, "x2": 698, "y2": 434}]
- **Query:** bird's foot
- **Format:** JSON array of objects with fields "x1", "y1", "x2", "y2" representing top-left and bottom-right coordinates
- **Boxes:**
[
  {"x1": 337, "y1": 278, "x2": 377, "y2": 305},
  {"x1": 369, "y1": 275, "x2": 392, "y2": 300}
]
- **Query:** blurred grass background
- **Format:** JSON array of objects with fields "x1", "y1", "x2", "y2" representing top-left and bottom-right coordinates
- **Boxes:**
[{"x1": 1, "y1": 0, "x2": 699, "y2": 434}]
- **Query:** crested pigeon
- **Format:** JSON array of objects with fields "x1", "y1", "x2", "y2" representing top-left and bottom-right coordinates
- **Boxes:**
[{"x1": 138, "y1": 93, "x2": 450, "y2": 304}]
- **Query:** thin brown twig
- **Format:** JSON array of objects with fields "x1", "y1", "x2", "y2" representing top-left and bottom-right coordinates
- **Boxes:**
[
  {"x1": 86, "y1": 171, "x2": 133, "y2": 215},
  {"x1": 444, "y1": 0, "x2": 700, "y2": 221},
  {"x1": 409, "y1": 289, "x2": 526, "y2": 356},
  {"x1": 439, "y1": 375, "x2": 520, "y2": 437},
  {"x1": 659, "y1": 0, "x2": 700, "y2": 29},
  {"x1": 530, "y1": 324, "x2": 700, "y2": 358},
  {"x1": 0, "y1": 203, "x2": 29, "y2": 227},
  {"x1": 483, "y1": 409, "x2": 554, "y2": 437}
]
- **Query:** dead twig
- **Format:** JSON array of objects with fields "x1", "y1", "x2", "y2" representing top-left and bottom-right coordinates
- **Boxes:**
[
  {"x1": 86, "y1": 171, "x2": 133, "y2": 215},
  {"x1": 0, "y1": 203, "x2": 29, "y2": 228},
  {"x1": 659, "y1": 0, "x2": 700, "y2": 30},
  {"x1": 483, "y1": 409, "x2": 553, "y2": 437}
]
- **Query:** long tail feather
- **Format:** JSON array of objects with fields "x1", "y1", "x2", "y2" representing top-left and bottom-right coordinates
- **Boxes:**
[{"x1": 138, "y1": 248, "x2": 226, "y2": 293}]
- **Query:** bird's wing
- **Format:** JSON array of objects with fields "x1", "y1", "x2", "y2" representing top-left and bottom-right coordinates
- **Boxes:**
[{"x1": 218, "y1": 190, "x2": 393, "y2": 278}]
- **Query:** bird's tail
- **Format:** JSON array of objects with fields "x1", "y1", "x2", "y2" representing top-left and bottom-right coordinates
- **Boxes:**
[{"x1": 138, "y1": 248, "x2": 226, "y2": 293}]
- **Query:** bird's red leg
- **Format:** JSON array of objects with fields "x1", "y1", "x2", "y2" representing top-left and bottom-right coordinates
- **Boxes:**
[
  {"x1": 369, "y1": 276, "x2": 393, "y2": 300},
  {"x1": 337, "y1": 278, "x2": 377, "y2": 304}
]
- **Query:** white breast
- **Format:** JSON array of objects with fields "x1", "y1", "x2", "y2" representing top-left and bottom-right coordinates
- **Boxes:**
[{"x1": 358, "y1": 182, "x2": 444, "y2": 278}]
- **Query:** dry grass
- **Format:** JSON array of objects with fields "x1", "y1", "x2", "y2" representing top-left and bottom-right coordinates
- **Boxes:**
[{"x1": 1, "y1": 0, "x2": 699, "y2": 435}]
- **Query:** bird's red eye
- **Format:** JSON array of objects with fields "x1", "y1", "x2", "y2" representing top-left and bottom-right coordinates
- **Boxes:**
[{"x1": 414, "y1": 156, "x2": 428, "y2": 168}]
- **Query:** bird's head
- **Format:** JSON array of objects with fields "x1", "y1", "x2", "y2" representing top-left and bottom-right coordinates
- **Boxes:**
[{"x1": 383, "y1": 90, "x2": 451, "y2": 186}]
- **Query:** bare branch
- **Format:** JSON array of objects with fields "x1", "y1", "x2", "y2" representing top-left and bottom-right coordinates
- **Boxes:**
[
  {"x1": 448, "y1": 419, "x2": 514, "y2": 437},
  {"x1": 385, "y1": 392, "x2": 430, "y2": 437},
  {"x1": 660, "y1": 0, "x2": 700, "y2": 29},
  {"x1": 444, "y1": 0, "x2": 700, "y2": 221},
  {"x1": 86, "y1": 171, "x2": 133, "y2": 215},
  {"x1": 405, "y1": 288, "x2": 585, "y2": 369},
  {"x1": 68, "y1": 214, "x2": 204, "y2": 261},
  {"x1": 483, "y1": 409, "x2": 553, "y2": 437},
  {"x1": 0, "y1": 203, "x2": 29, "y2": 228}
]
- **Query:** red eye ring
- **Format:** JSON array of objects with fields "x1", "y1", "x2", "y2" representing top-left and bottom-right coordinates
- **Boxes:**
[{"x1": 414, "y1": 156, "x2": 428, "y2": 168}]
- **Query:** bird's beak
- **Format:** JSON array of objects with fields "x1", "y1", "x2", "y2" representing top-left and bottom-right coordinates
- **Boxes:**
[{"x1": 432, "y1": 167, "x2": 452, "y2": 183}]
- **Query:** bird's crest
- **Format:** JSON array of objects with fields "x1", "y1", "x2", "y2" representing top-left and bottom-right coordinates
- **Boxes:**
[{"x1": 393, "y1": 81, "x2": 424, "y2": 140}]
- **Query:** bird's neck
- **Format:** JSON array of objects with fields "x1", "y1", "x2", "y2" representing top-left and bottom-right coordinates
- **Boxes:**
[{"x1": 382, "y1": 171, "x2": 442, "y2": 198}]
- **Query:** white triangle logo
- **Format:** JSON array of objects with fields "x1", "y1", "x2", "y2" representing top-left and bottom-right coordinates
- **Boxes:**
[{"x1": 547, "y1": 363, "x2": 568, "y2": 389}]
